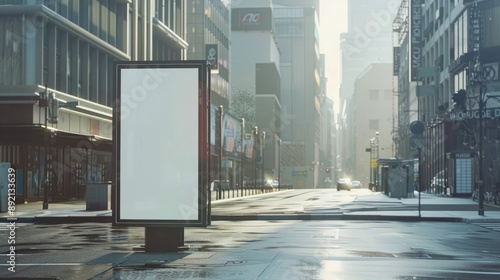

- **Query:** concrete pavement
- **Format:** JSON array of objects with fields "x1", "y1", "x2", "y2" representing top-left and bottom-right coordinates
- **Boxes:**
[
  {"x1": 1, "y1": 190, "x2": 500, "y2": 223},
  {"x1": 2, "y1": 190, "x2": 500, "y2": 279}
]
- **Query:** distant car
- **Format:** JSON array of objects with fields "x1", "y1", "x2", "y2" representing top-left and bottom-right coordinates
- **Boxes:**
[
  {"x1": 210, "y1": 180, "x2": 230, "y2": 191},
  {"x1": 351, "y1": 180, "x2": 363, "y2": 189},
  {"x1": 431, "y1": 170, "x2": 446, "y2": 191},
  {"x1": 337, "y1": 178, "x2": 351, "y2": 191},
  {"x1": 270, "y1": 180, "x2": 280, "y2": 187}
]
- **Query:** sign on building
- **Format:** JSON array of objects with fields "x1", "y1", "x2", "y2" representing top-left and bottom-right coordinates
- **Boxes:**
[
  {"x1": 206, "y1": 44, "x2": 218, "y2": 72},
  {"x1": 231, "y1": 8, "x2": 273, "y2": 31},
  {"x1": 410, "y1": 0, "x2": 422, "y2": 81}
]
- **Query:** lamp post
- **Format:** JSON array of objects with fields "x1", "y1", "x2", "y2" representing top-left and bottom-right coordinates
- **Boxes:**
[
  {"x1": 261, "y1": 131, "x2": 266, "y2": 186},
  {"x1": 240, "y1": 118, "x2": 245, "y2": 197},
  {"x1": 38, "y1": 86, "x2": 79, "y2": 210},
  {"x1": 478, "y1": 84, "x2": 485, "y2": 216},
  {"x1": 376, "y1": 132, "x2": 380, "y2": 190},
  {"x1": 39, "y1": 85, "x2": 49, "y2": 210},
  {"x1": 278, "y1": 138, "x2": 281, "y2": 191},
  {"x1": 471, "y1": 81, "x2": 500, "y2": 215},
  {"x1": 253, "y1": 126, "x2": 258, "y2": 190},
  {"x1": 218, "y1": 105, "x2": 223, "y2": 200},
  {"x1": 370, "y1": 138, "x2": 374, "y2": 187}
]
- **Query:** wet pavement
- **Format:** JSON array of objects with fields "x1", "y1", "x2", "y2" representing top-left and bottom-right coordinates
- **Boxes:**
[
  {"x1": 1, "y1": 190, "x2": 500, "y2": 279},
  {"x1": 3, "y1": 190, "x2": 500, "y2": 222},
  {"x1": 3, "y1": 220, "x2": 500, "y2": 279}
]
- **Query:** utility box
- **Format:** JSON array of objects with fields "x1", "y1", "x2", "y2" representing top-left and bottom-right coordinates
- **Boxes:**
[
  {"x1": 86, "y1": 183, "x2": 111, "y2": 210},
  {"x1": 378, "y1": 158, "x2": 415, "y2": 199}
]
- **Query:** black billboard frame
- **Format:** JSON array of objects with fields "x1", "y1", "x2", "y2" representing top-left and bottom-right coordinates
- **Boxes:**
[{"x1": 112, "y1": 60, "x2": 211, "y2": 227}]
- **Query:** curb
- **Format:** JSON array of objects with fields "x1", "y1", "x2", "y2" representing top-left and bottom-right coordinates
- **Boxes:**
[
  {"x1": 210, "y1": 214, "x2": 463, "y2": 222},
  {"x1": 0, "y1": 216, "x2": 113, "y2": 224},
  {"x1": 1, "y1": 214, "x2": 464, "y2": 224}
]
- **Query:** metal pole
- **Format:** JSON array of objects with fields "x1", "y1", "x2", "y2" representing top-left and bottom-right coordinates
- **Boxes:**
[
  {"x1": 218, "y1": 106, "x2": 223, "y2": 200},
  {"x1": 278, "y1": 139, "x2": 281, "y2": 191},
  {"x1": 370, "y1": 139, "x2": 374, "y2": 186},
  {"x1": 261, "y1": 131, "x2": 265, "y2": 187},
  {"x1": 418, "y1": 147, "x2": 422, "y2": 218},
  {"x1": 253, "y1": 127, "x2": 258, "y2": 191},
  {"x1": 43, "y1": 104, "x2": 49, "y2": 210},
  {"x1": 240, "y1": 118, "x2": 244, "y2": 197},
  {"x1": 376, "y1": 132, "x2": 380, "y2": 190},
  {"x1": 479, "y1": 86, "x2": 484, "y2": 216},
  {"x1": 41, "y1": 85, "x2": 49, "y2": 210}
]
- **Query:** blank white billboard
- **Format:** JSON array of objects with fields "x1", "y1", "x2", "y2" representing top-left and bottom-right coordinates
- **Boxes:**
[{"x1": 113, "y1": 61, "x2": 210, "y2": 226}]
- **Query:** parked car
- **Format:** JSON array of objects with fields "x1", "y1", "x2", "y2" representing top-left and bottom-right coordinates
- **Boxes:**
[
  {"x1": 351, "y1": 180, "x2": 363, "y2": 189},
  {"x1": 431, "y1": 170, "x2": 446, "y2": 191},
  {"x1": 210, "y1": 180, "x2": 230, "y2": 191},
  {"x1": 267, "y1": 180, "x2": 280, "y2": 188},
  {"x1": 337, "y1": 178, "x2": 351, "y2": 191}
]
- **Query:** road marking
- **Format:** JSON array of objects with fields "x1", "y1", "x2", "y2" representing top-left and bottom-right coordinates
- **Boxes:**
[
  {"x1": 472, "y1": 223, "x2": 500, "y2": 232},
  {"x1": 421, "y1": 267, "x2": 500, "y2": 276}
]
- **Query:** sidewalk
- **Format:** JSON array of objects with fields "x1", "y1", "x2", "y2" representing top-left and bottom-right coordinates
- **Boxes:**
[
  {"x1": 350, "y1": 191, "x2": 500, "y2": 222},
  {"x1": 1, "y1": 191, "x2": 500, "y2": 223}
]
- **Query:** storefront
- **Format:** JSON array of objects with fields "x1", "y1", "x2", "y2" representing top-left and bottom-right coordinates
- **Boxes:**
[{"x1": 0, "y1": 125, "x2": 111, "y2": 203}]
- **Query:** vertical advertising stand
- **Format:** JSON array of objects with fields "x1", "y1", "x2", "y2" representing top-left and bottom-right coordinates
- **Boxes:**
[{"x1": 113, "y1": 61, "x2": 211, "y2": 252}]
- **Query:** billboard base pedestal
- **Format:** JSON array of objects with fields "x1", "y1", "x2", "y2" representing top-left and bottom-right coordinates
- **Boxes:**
[{"x1": 145, "y1": 227, "x2": 184, "y2": 252}]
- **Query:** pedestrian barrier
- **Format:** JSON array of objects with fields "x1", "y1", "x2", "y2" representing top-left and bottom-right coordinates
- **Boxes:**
[{"x1": 212, "y1": 184, "x2": 294, "y2": 200}]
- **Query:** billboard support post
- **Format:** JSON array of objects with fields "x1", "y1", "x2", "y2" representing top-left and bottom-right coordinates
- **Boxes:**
[{"x1": 145, "y1": 227, "x2": 184, "y2": 252}]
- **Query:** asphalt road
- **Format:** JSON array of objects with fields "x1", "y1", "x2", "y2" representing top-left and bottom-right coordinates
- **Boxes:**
[
  {"x1": 211, "y1": 189, "x2": 500, "y2": 217},
  {"x1": 2, "y1": 220, "x2": 500, "y2": 279},
  {"x1": 1, "y1": 189, "x2": 500, "y2": 279}
]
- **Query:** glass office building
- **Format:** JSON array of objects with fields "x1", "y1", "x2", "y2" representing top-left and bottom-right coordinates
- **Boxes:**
[{"x1": 0, "y1": 0, "x2": 187, "y2": 202}]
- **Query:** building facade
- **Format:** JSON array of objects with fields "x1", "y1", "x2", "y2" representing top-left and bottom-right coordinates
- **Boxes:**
[
  {"x1": 274, "y1": 0, "x2": 322, "y2": 188},
  {"x1": 339, "y1": 0, "x2": 396, "y2": 179},
  {"x1": 186, "y1": 0, "x2": 236, "y2": 188},
  {"x1": 0, "y1": 0, "x2": 187, "y2": 202},
  {"x1": 319, "y1": 54, "x2": 337, "y2": 188},
  {"x1": 186, "y1": 0, "x2": 230, "y2": 109},
  {"x1": 351, "y1": 63, "x2": 395, "y2": 185},
  {"x1": 230, "y1": 0, "x2": 281, "y2": 186},
  {"x1": 393, "y1": 0, "x2": 500, "y2": 196}
]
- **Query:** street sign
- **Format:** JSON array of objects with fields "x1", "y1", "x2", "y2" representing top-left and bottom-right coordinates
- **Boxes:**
[
  {"x1": 409, "y1": 134, "x2": 425, "y2": 149},
  {"x1": 410, "y1": 120, "x2": 425, "y2": 134}
]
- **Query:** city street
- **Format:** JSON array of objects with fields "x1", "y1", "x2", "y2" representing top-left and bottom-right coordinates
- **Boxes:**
[
  {"x1": 1, "y1": 189, "x2": 500, "y2": 279},
  {"x1": 2, "y1": 220, "x2": 500, "y2": 279}
]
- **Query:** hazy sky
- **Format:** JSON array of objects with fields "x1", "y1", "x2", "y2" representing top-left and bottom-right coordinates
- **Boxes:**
[{"x1": 319, "y1": 0, "x2": 348, "y2": 112}]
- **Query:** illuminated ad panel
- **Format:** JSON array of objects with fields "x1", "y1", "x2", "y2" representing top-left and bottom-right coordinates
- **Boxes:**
[{"x1": 113, "y1": 61, "x2": 210, "y2": 227}]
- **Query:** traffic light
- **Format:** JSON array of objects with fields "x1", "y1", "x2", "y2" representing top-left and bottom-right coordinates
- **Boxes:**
[{"x1": 452, "y1": 89, "x2": 466, "y2": 111}]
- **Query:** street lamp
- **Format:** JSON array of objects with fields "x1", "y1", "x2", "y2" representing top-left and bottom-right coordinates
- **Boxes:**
[
  {"x1": 478, "y1": 83, "x2": 485, "y2": 216},
  {"x1": 370, "y1": 138, "x2": 375, "y2": 188},
  {"x1": 38, "y1": 85, "x2": 80, "y2": 210},
  {"x1": 240, "y1": 118, "x2": 245, "y2": 197},
  {"x1": 376, "y1": 132, "x2": 380, "y2": 190},
  {"x1": 252, "y1": 126, "x2": 258, "y2": 190},
  {"x1": 39, "y1": 85, "x2": 49, "y2": 209},
  {"x1": 278, "y1": 138, "x2": 281, "y2": 191},
  {"x1": 470, "y1": 80, "x2": 500, "y2": 215},
  {"x1": 261, "y1": 131, "x2": 266, "y2": 186},
  {"x1": 218, "y1": 105, "x2": 223, "y2": 200}
]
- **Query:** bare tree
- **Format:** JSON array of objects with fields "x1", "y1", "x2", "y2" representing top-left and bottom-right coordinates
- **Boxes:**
[{"x1": 230, "y1": 89, "x2": 255, "y2": 132}]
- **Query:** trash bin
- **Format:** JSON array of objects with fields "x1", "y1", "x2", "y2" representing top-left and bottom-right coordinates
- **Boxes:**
[{"x1": 86, "y1": 183, "x2": 111, "y2": 210}]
